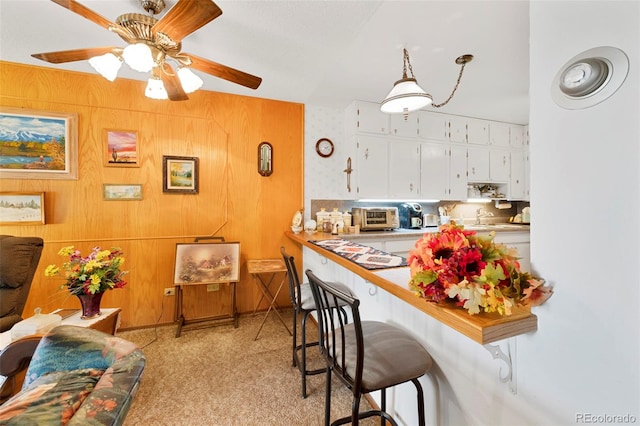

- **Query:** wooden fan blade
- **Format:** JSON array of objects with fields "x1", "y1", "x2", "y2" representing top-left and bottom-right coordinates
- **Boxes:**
[
  {"x1": 152, "y1": 0, "x2": 222, "y2": 43},
  {"x1": 31, "y1": 47, "x2": 117, "y2": 64},
  {"x1": 160, "y1": 63, "x2": 189, "y2": 101},
  {"x1": 186, "y1": 53, "x2": 262, "y2": 90},
  {"x1": 50, "y1": 0, "x2": 116, "y2": 30}
]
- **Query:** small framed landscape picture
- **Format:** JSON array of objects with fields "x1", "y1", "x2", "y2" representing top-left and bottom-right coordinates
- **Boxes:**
[
  {"x1": 105, "y1": 129, "x2": 139, "y2": 167},
  {"x1": 103, "y1": 184, "x2": 143, "y2": 201},
  {"x1": 163, "y1": 155, "x2": 199, "y2": 194},
  {"x1": 0, "y1": 192, "x2": 45, "y2": 225}
]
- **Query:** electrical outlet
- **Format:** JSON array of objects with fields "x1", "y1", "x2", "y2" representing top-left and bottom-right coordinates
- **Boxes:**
[
  {"x1": 206, "y1": 284, "x2": 220, "y2": 292},
  {"x1": 164, "y1": 287, "x2": 175, "y2": 296}
]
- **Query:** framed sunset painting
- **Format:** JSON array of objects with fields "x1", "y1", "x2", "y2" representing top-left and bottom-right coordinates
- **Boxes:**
[
  {"x1": 105, "y1": 129, "x2": 139, "y2": 167},
  {"x1": 0, "y1": 107, "x2": 78, "y2": 179}
]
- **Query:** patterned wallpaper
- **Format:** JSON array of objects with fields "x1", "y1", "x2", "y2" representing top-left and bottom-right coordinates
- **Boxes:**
[{"x1": 303, "y1": 105, "x2": 350, "y2": 222}]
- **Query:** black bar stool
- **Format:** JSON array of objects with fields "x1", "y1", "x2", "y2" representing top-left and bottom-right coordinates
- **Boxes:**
[
  {"x1": 306, "y1": 269, "x2": 433, "y2": 426},
  {"x1": 280, "y1": 247, "x2": 351, "y2": 398}
]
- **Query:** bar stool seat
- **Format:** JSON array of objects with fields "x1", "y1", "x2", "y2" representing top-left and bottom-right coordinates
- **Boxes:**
[{"x1": 342, "y1": 321, "x2": 432, "y2": 392}]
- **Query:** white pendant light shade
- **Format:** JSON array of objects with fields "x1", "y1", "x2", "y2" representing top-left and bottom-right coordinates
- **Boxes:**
[
  {"x1": 380, "y1": 48, "x2": 473, "y2": 118},
  {"x1": 88, "y1": 53, "x2": 123, "y2": 82},
  {"x1": 177, "y1": 67, "x2": 204, "y2": 93},
  {"x1": 123, "y1": 43, "x2": 154, "y2": 72},
  {"x1": 380, "y1": 78, "x2": 433, "y2": 114},
  {"x1": 145, "y1": 75, "x2": 168, "y2": 100}
]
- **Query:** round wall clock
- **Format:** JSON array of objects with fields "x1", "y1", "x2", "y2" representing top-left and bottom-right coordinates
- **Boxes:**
[{"x1": 315, "y1": 138, "x2": 334, "y2": 158}]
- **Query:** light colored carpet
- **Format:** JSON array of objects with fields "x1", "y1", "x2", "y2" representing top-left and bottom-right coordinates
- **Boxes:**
[{"x1": 118, "y1": 310, "x2": 379, "y2": 425}]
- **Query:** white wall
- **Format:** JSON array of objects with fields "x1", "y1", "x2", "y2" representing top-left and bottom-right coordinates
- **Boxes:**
[{"x1": 525, "y1": 0, "x2": 639, "y2": 424}]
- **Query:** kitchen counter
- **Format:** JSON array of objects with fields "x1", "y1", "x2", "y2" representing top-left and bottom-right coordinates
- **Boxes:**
[{"x1": 286, "y1": 230, "x2": 537, "y2": 345}]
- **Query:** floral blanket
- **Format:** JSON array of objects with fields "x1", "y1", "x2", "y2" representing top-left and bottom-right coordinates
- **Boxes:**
[
  {"x1": 311, "y1": 239, "x2": 407, "y2": 270},
  {"x1": 0, "y1": 325, "x2": 145, "y2": 426}
]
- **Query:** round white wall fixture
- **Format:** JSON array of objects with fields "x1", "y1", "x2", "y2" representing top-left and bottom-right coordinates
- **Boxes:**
[{"x1": 551, "y1": 46, "x2": 629, "y2": 109}]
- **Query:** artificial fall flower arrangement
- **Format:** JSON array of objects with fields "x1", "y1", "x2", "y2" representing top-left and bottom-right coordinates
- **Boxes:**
[
  {"x1": 407, "y1": 224, "x2": 552, "y2": 315},
  {"x1": 44, "y1": 246, "x2": 128, "y2": 295}
]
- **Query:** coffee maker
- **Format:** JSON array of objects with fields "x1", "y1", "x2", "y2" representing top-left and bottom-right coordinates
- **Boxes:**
[{"x1": 398, "y1": 203, "x2": 423, "y2": 229}]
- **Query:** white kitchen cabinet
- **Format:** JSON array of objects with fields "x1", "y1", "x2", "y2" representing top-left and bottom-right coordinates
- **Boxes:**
[
  {"x1": 355, "y1": 136, "x2": 389, "y2": 198},
  {"x1": 489, "y1": 149, "x2": 510, "y2": 182},
  {"x1": 417, "y1": 111, "x2": 448, "y2": 141},
  {"x1": 510, "y1": 125, "x2": 525, "y2": 147},
  {"x1": 468, "y1": 147, "x2": 510, "y2": 183},
  {"x1": 420, "y1": 142, "x2": 467, "y2": 200},
  {"x1": 509, "y1": 150, "x2": 526, "y2": 199},
  {"x1": 449, "y1": 145, "x2": 468, "y2": 200},
  {"x1": 346, "y1": 101, "x2": 389, "y2": 135},
  {"x1": 390, "y1": 113, "x2": 419, "y2": 138},
  {"x1": 389, "y1": 141, "x2": 420, "y2": 198},
  {"x1": 467, "y1": 147, "x2": 490, "y2": 182},
  {"x1": 467, "y1": 118, "x2": 490, "y2": 145},
  {"x1": 448, "y1": 116, "x2": 467, "y2": 143},
  {"x1": 489, "y1": 122, "x2": 510, "y2": 147}
]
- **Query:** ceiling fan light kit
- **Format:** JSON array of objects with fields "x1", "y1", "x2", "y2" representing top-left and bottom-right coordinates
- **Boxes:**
[
  {"x1": 380, "y1": 48, "x2": 473, "y2": 120},
  {"x1": 31, "y1": 0, "x2": 262, "y2": 101}
]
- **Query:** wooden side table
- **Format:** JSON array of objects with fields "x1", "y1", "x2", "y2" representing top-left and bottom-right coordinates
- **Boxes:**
[{"x1": 247, "y1": 259, "x2": 292, "y2": 340}]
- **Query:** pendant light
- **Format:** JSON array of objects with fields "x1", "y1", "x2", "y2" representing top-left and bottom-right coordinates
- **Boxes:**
[{"x1": 381, "y1": 48, "x2": 474, "y2": 120}]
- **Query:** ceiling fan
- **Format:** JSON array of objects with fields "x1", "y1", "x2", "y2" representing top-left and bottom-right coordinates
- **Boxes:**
[{"x1": 31, "y1": 0, "x2": 262, "y2": 101}]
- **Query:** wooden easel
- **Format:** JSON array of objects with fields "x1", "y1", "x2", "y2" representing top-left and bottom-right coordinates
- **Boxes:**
[{"x1": 174, "y1": 237, "x2": 239, "y2": 337}]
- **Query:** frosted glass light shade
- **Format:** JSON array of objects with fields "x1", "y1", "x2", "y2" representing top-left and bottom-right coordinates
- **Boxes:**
[
  {"x1": 145, "y1": 76, "x2": 168, "y2": 99},
  {"x1": 88, "y1": 53, "x2": 123, "y2": 81},
  {"x1": 177, "y1": 67, "x2": 203, "y2": 93},
  {"x1": 380, "y1": 78, "x2": 433, "y2": 113},
  {"x1": 123, "y1": 43, "x2": 154, "y2": 72}
]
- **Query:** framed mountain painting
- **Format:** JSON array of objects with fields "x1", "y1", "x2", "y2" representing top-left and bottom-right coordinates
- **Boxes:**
[{"x1": 0, "y1": 107, "x2": 78, "y2": 180}]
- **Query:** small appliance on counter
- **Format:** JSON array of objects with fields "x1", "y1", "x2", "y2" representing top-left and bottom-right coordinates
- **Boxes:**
[
  {"x1": 351, "y1": 207, "x2": 399, "y2": 231},
  {"x1": 423, "y1": 213, "x2": 439, "y2": 227},
  {"x1": 398, "y1": 203, "x2": 423, "y2": 229}
]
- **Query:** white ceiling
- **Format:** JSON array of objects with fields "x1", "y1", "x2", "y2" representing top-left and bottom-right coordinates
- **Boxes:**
[{"x1": 0, "y1": 0, "x2": 530, "y2": 124}]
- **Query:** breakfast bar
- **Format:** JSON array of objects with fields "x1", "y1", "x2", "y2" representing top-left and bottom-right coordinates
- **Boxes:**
[
  {"x1": 285, "y1": 230, "x2": 537, "y2": 345},
  {"x1": 287, "y1": 229, "x2": 541, "y2": 424}
]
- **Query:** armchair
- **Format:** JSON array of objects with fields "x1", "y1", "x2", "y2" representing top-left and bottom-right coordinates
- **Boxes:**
[{"x1": 0, "y1": 235, "x2": 44, "y2": 333}]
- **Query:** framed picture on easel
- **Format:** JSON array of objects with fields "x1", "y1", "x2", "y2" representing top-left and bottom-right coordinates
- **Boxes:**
[{"x1": 173, "y1": 241, "x2": 241, "y2": 285}]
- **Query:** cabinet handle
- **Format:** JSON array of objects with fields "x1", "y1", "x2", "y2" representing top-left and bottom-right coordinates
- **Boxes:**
[
  {"x1": 365, "y1": 148, "x2": 369, "y2": 160},
  {"x1": 409, "y1": 183, "x2": 414, "y2": 191},
  {"x1": 472, "y1": 167, "x2": 476, "y2": 174}
]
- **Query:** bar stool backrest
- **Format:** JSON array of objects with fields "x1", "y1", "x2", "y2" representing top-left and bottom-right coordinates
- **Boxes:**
[
  {"x1": 280, "y1": 247, "x2": 302, "y2": 309},
  {"x1": 305, "y1": 269, "x2": 364, "y2": 396}
]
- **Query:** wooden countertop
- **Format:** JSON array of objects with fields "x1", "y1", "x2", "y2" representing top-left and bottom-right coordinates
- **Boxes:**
[{"x1": 286, "y1": 230, "x2": 537, "y2": 345}]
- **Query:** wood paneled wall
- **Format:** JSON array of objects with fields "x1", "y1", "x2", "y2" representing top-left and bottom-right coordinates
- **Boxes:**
[{"x1": 0, "y1": 61, "x2": 304, "y2": 329}]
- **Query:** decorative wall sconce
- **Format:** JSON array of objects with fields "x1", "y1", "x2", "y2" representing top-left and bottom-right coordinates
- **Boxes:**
[{"x1": 258, "y1": 142, "x2": 273, "y2": 176}]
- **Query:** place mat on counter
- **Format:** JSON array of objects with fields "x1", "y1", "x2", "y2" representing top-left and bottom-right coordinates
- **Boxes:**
[{"x1": 310, "y1": 239, "x2": 408, "y2": 270}]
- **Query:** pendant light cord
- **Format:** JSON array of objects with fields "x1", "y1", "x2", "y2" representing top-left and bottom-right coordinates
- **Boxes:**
[{"x1": 431, "y1": 60, "x2": 469, "y2": 108}]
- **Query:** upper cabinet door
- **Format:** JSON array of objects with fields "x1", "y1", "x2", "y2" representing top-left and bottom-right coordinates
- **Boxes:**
[
  {"x1": 389, "y1": 141, "x2": 420, "y2": 197},
  {"x1": 510, "y1": 125, "x2": 525, "y2": 147},
  {"x1": 467, "y1": 118, "x2": 490, "y2": 145},
  {"x1": 349, "y1": 101, "x2": 389, "y2": 135},
  {"x1": 390, "y1": 113, "x2": 419, "y2": 138},
  {"x1": 489, "y1": 123, "x2": 511, "y2": 147},
  {"x1": 448, "y1": 116, "x2": 467, "y2": 143},
  {"x1": 355, "y1": 136, "x2": 389, "y2": 198},
  {"x1": 418, "y1": 112, "x2": 448, "y2": 141}
]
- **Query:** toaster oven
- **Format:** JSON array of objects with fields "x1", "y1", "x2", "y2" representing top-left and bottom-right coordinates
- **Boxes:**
[{"x1": 351, "y1": 207, "x2": 399, "y2": 231}]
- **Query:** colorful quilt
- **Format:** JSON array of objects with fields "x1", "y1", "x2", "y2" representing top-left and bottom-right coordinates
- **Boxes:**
[{"x1": 310, "y1": 239, "x2": 407, "y2": 270}]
